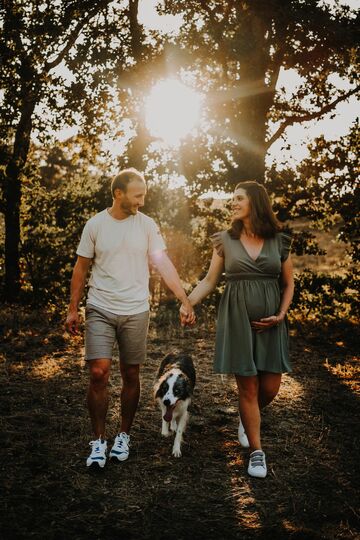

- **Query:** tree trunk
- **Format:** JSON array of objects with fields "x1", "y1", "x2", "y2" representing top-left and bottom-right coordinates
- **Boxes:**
[
  {"x1": 230, "y1": 91, "x2": 268, "y2": 184},
  {"x1": 228, "y1": 14, "x2": 272, "y2": 185},
  {"x1": 3, "y1": 96, "x2": 35, "y2": 302}
]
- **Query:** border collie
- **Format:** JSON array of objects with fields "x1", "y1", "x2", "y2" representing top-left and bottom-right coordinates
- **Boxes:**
[{"x1": 154, "y1": 352, "x2": 196, "y2": 458}]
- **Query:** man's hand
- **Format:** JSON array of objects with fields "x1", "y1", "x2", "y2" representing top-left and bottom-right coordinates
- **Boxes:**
[
  {"x1": 179, "y1": 298, "x2": 196, "y2": 327},
  {"x1": 65, "y1": 309, "x2": 80, "y2": 335}
]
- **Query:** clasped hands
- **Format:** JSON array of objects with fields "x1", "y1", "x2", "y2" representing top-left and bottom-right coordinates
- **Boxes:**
[
  {"x1": 179, "y1": 299, "x2": 196, "y2": 327},
  {"x1": 251, "y1": 311, "x2": 286, "y2": 333}
]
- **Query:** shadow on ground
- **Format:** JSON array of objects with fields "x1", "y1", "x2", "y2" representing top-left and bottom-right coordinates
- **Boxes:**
[{"x1": 0, "y1": 313, "x2": 359, "y2": 539}]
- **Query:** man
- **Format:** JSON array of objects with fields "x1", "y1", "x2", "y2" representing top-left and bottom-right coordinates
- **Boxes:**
[{"x1": 65, "y1": 168, "x2": 195, "y2": 468}]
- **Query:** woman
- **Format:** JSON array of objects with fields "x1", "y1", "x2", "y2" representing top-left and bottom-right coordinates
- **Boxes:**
[{"x1": 181, "y1": 181, "x2": 294, "y2": 478}]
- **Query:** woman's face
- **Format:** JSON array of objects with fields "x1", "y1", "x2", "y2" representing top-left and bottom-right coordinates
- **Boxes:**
[{"x1": 232, "y1": 187, "x2": 251, "y2": 220}]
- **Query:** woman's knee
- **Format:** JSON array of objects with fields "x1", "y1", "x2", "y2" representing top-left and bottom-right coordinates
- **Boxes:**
[
  {"x1": 259, "y1": 374, "x2": 281, "y2": 404},
  {"x1": 235, "y1": 376, "x2": 259, "y2": 401},
  {"x1": 261, "y1": 386, "x2": 278, "y2": 403}
]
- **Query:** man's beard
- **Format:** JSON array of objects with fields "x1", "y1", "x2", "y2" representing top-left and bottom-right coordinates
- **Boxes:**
[{"x1": 121, "y1": 201, "x2": 138, "y2": 215}]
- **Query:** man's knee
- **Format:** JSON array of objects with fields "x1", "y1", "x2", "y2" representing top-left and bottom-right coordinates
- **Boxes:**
[
  {"x1": 89, "y1": 362, "x2": 110, "y2": 388},
  {"x1": 120, "y1": 364, "x2": 140, "y2": 387}
]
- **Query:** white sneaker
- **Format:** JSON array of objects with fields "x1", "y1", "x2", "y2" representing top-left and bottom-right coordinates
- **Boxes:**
[
  {"x1": 248, "y1": 450, "x2": 267, "y2": 478},
  {"x1": 238, "y1": 415, "x2": 250, "y2": 448},
  {"x1": 109, "y1": 432, "x2": 130, "y2": 462},
  {"x1": 86, "y1": 438, "x2": 107, "y2": 468}
]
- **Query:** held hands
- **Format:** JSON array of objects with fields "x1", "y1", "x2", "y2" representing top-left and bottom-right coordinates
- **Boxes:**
[
  {"x1": 65, "y1": 309, "x2": 79, "y2": 335},
  {"x1": 179, "y1": 299, "x2": 196, "y2": 327},
  {"x1": 251, "y1": 311, "x2": 286, "y2": 333}
]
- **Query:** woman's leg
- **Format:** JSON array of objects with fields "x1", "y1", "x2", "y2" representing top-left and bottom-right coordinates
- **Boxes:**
[
  {"x1": 235, "y1": 375, "x2": 261, "y2": 451},
  {"x1": 258, "y1": 372, "x2": 282, "y2": 409}
]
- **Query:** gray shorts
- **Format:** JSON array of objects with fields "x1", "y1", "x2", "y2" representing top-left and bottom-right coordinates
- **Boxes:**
[{"x1": 85, "y1": 304, "x2": 150, "y2": 364}]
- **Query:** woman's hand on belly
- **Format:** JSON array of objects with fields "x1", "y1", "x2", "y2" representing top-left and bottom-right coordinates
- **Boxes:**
[{"x1": 251, "y1": 313, "x2": 282, "y2": 333}]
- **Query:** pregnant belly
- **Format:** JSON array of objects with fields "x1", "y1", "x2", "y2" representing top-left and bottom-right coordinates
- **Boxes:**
[{"x1": 243, "y1": 282, "x2": 280, "y2": 321}]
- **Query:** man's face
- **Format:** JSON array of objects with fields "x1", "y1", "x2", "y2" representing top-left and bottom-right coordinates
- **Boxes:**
[{"x1": 118, "y1": 180, "x2": 146, "y2": 215}]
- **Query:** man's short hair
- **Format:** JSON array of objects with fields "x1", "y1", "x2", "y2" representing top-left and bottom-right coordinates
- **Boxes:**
[{"x1": 111, "y1": 168, "x2": 145, "y2": 197}]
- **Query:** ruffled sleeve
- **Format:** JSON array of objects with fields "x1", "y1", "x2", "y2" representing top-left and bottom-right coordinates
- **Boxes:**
[
  {"x1": 279, "y1": 232, "x2": 292, "y2": 262},
  {"x1": 210, "y1": 232, "x2": 224, "y2": 258}
]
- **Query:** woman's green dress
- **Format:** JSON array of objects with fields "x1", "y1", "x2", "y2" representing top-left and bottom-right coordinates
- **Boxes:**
[{"x1": 211, "y1": 231, "x2": 292, "y2": 375}]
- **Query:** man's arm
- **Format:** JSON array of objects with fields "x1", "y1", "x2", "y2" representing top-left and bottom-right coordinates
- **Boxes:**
[
  {"x1": 65, "y1": 256, "x2": 92, "y2": 334},
  {"x1": 150, "y1": 250, "x2": 195, "y2": 325}
]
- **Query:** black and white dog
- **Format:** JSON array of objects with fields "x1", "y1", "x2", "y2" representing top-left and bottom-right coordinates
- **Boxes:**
[{"x1": 154, "y1": 352, "x2": 196, "y2": 458}]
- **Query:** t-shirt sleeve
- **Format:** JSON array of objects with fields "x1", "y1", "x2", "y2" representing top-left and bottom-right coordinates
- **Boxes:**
[
  {"x1": 148, "y1": 219, "x2": 167, "y2": 255},
  {"x1": 210, "y1": 232, "x2": 224, "y2": 257},
  {"x1": 76, "y1": 220, "x2": 96, "y2": 259},
  {"x1": 280, "y1": 232, "x2": 292, "y2": 262}
]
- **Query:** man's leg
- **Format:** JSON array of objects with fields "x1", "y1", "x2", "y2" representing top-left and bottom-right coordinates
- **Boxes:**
[
  {"x1": 87, "y1": 358, "x2": 111, "y2": 438},
  {"x1": 108, "y1": 362, "x2": 140, "y2": 462},
  {"x1": 116, "y1": 310, "x2": 149, "y2": 434},
  {"x1": 119, "y1": 362, "x2": 140, "y2": 434}
]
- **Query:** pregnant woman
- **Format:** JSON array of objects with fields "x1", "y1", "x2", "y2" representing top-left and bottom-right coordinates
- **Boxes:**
[{"x1": 181, "y1": 181, "x2": 294, "y2": 478}]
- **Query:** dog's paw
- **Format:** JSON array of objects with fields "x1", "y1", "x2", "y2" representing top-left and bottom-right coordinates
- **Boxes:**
[{"x1": 172, "y1": 448, "x2": 182, "y2": 458}]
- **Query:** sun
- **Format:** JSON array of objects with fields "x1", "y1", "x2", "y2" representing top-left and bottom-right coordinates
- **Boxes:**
[{"x1": 145, "y1": 79, "x2": 203, "y2": 146}]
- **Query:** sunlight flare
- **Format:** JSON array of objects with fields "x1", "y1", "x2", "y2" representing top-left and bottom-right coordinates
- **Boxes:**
[{"x1": 145, "y1": 79, "x2": 203, "y2": 146}]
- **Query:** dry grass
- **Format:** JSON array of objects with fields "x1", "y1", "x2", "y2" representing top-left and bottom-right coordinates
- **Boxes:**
[{"x1": 0, "y1": 307, "x2": 359, "y2": 540}]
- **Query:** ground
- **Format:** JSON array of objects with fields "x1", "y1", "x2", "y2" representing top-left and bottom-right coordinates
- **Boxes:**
[{"x1": 0, "y1": 308, "x2": 359, "y2": 540}]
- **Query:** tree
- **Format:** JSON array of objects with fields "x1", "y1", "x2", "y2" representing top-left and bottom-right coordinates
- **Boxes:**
[
  {"x1": 0, "y1": 0, "x2": 149, "y2": 301},
  {"x1": 161, "y1": 0, "x2": 359, "y2": 192},
  {"x1": 298, "y1": 119, "x2": 359, "y2": 263}
]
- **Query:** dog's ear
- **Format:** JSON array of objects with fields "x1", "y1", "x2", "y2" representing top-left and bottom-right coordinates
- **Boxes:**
[
  {"x1": 173, "y1": 375, "x2": 192, "y2": 398},
  {"x1": 163, "y1": 352, "x2": 177, "y2": 363},
  {"x1": 154, "y1": 379, "x2": 168, "y2": 399},
  {"x1": 183, "y1": 376, "x2": 193, "y2": 396},
  {"x1": 158, "y1": 352, "x2": 176, "y2": 376}
]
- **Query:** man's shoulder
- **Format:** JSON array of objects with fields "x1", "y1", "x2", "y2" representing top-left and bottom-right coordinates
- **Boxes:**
[
  {"x1": 136, "y1": 212, "x2": 158, "y2": 228},
  {"x1": 85, "y1": 209, "x2": 107, "y2": 227}
]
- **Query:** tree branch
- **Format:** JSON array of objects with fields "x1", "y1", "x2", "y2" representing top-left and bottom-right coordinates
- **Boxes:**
[
  {"x1": 265, "y1": 85, "x2": 360, "y2": 149},
  {"x1": 268, "y1": 47, "x2": 285, "y2": 91},
  {"x1": 129, "y1": 0, "x2": 143, "y2": 62},
  {"x1": 44, "y1": 0, "x2": 113, "y2": 72}
]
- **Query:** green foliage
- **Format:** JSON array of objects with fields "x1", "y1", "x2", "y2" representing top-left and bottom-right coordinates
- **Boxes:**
[
  {"x1": 292, "y1": 269, "x2": 359, "y2": 322},
  {"x1": 5, "y1": 138, "x2": 111, "y2": 305},
  {"x1": 298, "y1": 120, "x2": 360, "y2": 262},
  {"x1": 162, "y1": 0, "x2": 359, "y2": 182}
]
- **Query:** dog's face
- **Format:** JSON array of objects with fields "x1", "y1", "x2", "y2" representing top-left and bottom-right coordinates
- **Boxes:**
[{"x1": 155, "y1": 369, "x2": 191, "y2": 421}]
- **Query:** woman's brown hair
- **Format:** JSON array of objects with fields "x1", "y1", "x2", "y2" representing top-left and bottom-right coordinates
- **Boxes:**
[{"x1": 228, "y1": 181, "x2": 282, "y2": 239}]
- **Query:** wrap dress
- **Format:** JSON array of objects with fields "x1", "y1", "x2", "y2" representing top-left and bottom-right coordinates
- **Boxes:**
[{"x1": 211, "y1": 230, "x2": 292, "y2": 375}]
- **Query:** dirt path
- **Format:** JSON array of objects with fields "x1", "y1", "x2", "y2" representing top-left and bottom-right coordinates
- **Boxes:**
[{"x1": 0, "y1": 313, "x2": 359, "y2": 540}]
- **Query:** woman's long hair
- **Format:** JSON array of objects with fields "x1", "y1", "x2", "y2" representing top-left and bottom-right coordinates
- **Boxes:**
[{"x1": 228, "y1": 181, "x2": 282, "y2": 239}]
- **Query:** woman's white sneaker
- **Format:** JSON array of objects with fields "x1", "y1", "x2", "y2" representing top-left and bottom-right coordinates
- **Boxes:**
[
  {"x1": 109, "y1": 432, "x2": 130, "y2": 461},
  {"x1": 86, "y1": 438, "x2": 107, "y2": 468},
  {"x1": 238, "y1": 416, "x2": 250, "y2": 448},
  {"x1": 248, "y1": 450, "x2": 267, "y2": 478}
]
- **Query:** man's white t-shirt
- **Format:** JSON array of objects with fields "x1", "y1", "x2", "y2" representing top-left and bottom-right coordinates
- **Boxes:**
[{"x1": 76, "y1": 210, "x2": 166, "y2": 315}]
